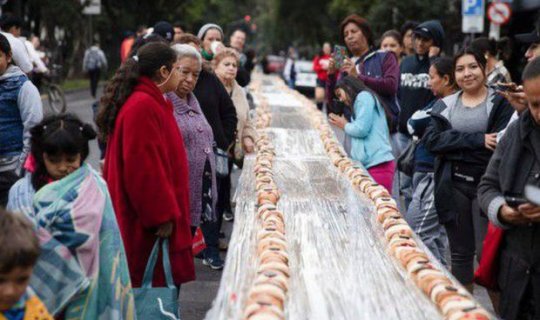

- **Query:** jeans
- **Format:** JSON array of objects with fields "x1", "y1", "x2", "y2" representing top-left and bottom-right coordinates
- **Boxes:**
[
  {"x1": 406, "y1": 172, "x2": 448, "y2": 266},
  {"x1": 444, "y1": 181, "x2": 488, "y2": 285},
  {"x1": 391, "y1": 132, "x2": 412, "y2": 211}
]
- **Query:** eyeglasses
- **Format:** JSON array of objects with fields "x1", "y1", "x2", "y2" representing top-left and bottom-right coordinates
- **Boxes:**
[{"x1": 178, "y1": 67, "x2": 200, "y2": 80}]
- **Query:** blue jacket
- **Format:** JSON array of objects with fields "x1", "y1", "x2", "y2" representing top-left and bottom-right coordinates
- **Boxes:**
[
  {"x1": 0, "y1": 65, "x2": 43, "y2": 170},
  {"x1": 345, "y1": 91, "x2": 394, "y2": 168}
]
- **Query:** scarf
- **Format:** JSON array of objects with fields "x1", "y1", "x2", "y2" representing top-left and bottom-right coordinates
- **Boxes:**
[{"x1": 201, "y1": 48, "x2": 214, "y2": 61}]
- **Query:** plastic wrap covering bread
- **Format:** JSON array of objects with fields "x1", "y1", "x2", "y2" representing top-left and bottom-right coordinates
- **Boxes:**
[{"x1": 205, "y1": 74, "x2": 491, "y2": 320}]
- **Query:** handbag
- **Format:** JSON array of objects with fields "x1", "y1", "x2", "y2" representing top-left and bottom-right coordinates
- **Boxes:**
[
  {"x1": 214, "y1": 146, "x2": 229, "y2": 178},
  {"x1": 397, "y1": 139, "x2": 418, "y2": 177},
  {"x1": 473, "y1": 222, "x2": 504, "y2": 290},
  {"x1": 134, "y1": 239, "x2": 180, "y2": 320}
]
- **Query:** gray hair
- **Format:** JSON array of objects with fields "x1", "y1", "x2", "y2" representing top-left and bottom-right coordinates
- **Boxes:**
[{"x1": 171, "y1": 44, "x2": 202, "y2": 69}]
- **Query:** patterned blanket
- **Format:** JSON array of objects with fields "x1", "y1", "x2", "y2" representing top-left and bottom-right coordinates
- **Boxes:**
[{"x1": 20, "y1": 163, "x2": 135, "y2": 319}]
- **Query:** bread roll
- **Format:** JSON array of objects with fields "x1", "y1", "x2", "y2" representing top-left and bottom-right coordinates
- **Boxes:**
[
  {"x1": 441, "y1": 298, "x2": 477, "y2": 316},
  {"x1": 384, "y1": 224, "x2": 413, "y2": 240},
  {"x1": 257, "y1": 237, "x2": 288, "y2": 253},
  {"x1": 445, "y1": 308, "x2": 490, "y2": 320},
  {"x1": 376, "y1": 208, "x2": 402, "y2": 224},
  {"x1": 382, "y1": 218, "x2": 408, "y2": 231},
  {"x1": 255, "y1": 269, "x2": 289, "y2": 290},
  {"x1": 258, "y1": 261, "x2": 290, "y2": 278},
  {"x1": 244, "y1": 303, "x2": 284, "y2": 320}
]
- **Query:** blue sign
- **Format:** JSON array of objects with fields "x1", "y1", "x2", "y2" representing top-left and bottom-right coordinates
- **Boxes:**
[{"x1": 462, "y1": 0, "x2": 485, "y2": 16}]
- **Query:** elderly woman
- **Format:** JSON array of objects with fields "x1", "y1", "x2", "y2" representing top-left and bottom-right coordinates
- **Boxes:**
[
  {"x1": 213, "y1": 48, "x2": 257, "y2": 164},
  {"x1": 166, "y1": 44, "x2": 217, "y2": 231},
  {"x1": 212, "y1": 48, "x2": 257, "y2": 225}
]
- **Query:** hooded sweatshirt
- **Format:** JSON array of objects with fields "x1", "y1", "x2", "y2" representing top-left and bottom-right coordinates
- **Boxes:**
[
  {"x1": 0, "y1": 65, "x2": 42, "y2": 171},
  {"x1": 398, "y1": 20, "x2": 445, "y2": 135}
]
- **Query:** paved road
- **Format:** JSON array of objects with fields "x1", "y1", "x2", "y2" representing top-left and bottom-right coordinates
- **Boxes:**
[{"x1": 56, "y1": 86, "x2": 231, "y2": 320}]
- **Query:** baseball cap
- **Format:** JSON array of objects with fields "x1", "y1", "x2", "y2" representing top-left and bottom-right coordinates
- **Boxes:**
[
  {"x1": 152, "y1": 21, "x2": 174, "y2": 42},
  {"x1": 515, "y1": 29, "x2": 540, "y2": 44}
]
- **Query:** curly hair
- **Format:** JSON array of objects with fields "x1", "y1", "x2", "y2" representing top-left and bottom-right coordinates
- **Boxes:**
[
  {"x1": 212, "y1": 47, "x2": 240, "y2": 68},
  {"x1": 96, "y1": 42, "x2": 177, "y2": 140}
]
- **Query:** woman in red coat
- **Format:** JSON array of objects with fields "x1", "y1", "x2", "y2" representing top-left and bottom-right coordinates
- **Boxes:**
[{"x1": 97, "y1": 42, "x2": 195, "y2": 287}]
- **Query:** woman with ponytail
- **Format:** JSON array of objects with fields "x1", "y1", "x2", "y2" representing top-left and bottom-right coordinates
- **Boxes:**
[{"x1": 97, "y1": 42, "x2": 195, "y2": 288}]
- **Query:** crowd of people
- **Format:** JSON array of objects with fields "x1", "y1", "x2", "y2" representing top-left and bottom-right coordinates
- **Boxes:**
[
  {"x1": 1, "y1": 9, "x2": 540, "y2": 320},
  {"x1": 308, "y1": 14, "x2": 540, "y2": 320},
  {"x1": 0, "y1": 18, "x2": 256, "y2": 319}
]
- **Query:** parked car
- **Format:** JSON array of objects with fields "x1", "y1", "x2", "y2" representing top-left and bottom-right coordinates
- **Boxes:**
[
  {"x1": 294, "y1": 59, "x2": 316, "y2": 97},
  {"x1": 262, "y1": 55, "x2": 285, "y2": 74}
]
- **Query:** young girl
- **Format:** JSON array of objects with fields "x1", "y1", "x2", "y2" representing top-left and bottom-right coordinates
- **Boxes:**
[
  {"x1": 380, "y1": 30, "x2": 404, "y2": 64},
  {"x1": 328, "y1": 75, "x2": 395, "y2": 192},
  {"x1": 7, "y1": 114, "x2": 135, "y2": 319}
]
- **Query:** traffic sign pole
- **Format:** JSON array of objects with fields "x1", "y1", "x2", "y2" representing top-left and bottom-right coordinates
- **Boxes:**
[{"x1": 489, "y1": 23, "x2": 501, "y2": 40}]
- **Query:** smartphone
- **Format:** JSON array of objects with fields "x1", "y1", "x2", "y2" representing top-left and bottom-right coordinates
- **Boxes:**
[
  {"x1": 505, "y1": 195, "x2": 528, "y2": 208},
  {"x1": 494, "y1": 82, "x2": 520, "y2": 93},
  {"x1": 332, "y1": 45, "x2": 348, "y2": 69}
]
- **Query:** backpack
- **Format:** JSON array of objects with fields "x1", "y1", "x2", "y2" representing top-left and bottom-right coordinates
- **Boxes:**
[{"x1": 85, "y1": 48, "x2": 103, "y2": 71}]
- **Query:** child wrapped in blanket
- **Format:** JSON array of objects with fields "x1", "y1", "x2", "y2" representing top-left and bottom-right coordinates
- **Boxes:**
[{"x1": 7, "y1": 113, "x2": 136, "y2": 319}]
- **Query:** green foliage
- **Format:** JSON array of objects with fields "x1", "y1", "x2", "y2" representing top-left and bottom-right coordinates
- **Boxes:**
[{"x1": 15, "y1": 0, "x2": 460, "y2": 75}]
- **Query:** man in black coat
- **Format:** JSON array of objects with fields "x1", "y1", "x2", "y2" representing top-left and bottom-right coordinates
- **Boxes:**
[{"x1": 478, "y1": 57, "x2": 540, "y2": 320}]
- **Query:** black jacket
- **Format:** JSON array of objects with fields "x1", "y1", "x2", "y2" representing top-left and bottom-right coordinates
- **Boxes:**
[
  {"x1": 193, "y1": 69, "x2": 238, "y2": 150},
  {"x1": 423, "y1": 89, "x2": 513, "y2": 224},
  {"x1": 398, "y1": 54, "x2": 436, "y2": 135},
  {"x1": 477, "y1": 111, "x2": 540, "y2": 320}
]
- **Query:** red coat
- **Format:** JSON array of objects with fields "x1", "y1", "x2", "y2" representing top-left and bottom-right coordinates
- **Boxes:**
[
  {"x1": 103, "y1": 77, "x2": 195, "y2": 287},
  {"x1": 312, "y1": 54, "x2": 331, "y2": 82}
]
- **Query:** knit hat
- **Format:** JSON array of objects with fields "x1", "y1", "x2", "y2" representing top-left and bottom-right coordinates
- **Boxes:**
[
  {"x1": 197, "y1": 23, "x2": 224, "y2": 40},
  {"x1": 413, "y1": 20, "x2": 445, "y2": 48},
  {"x1": 153, "y1": 21, "x2": 174, "y2": 42}
]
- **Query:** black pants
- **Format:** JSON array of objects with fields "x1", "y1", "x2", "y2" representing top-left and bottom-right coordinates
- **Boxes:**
[
  {"x1": 200, "y1": 159, "x2": 233, "y2": 258},
  {"x1": 0, "y1": 169, "x2": 19, "y2": 208},
  {"x1": 217, "y1": 159, "x2": 234, "y2": 229},
  {"x1": 88, "y1": 69, "x2": 100, "y2": 98},
  {"x1": 444, "y1": 181, "x2": 488, "y2": 285}
]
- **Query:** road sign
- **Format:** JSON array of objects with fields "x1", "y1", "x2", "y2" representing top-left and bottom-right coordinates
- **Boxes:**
[
  {"x1": 462, "y1": 0, "x2": 485, "y2": 33},
  {"x1": 487, "y1": 3, "x2": 511, "y2": 25},
  {"x1": 81, "y1": 0, "x2": 101, "y2": 15},
  {"x1": 463, "y1": 0, "x2": 485, "y2": 15}
]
